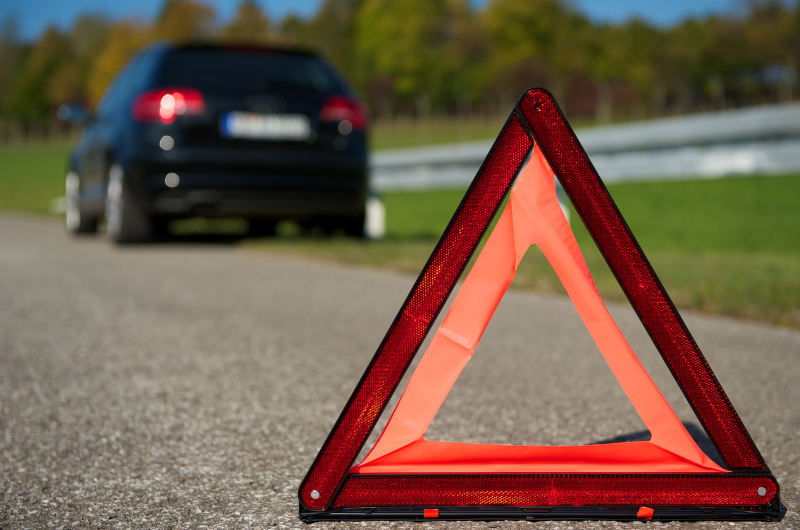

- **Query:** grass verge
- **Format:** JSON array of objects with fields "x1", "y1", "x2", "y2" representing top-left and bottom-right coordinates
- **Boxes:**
[
  {"x1": 248, "y1": 175, "x2": 800, "y2": 328},
  {"x1": 0, "y1": 142, "x2": 71, "y2": 214}
]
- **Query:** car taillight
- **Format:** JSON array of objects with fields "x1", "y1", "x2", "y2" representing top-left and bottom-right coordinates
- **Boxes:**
[
  {"x1": 132, "y1": 88, "x2": 206, "y2": 124},
  {"x1": 320, "y1": 95, "x2": 367, "y2": 130}
]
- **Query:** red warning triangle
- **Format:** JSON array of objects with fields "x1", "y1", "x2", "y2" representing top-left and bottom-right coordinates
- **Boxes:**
[{"x1": 299, "y1": 89, "x2": 779, "y2": 522}]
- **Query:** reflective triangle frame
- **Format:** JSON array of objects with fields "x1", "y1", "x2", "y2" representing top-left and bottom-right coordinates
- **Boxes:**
[{"x1": 298, "y1": 89, "x2": 780, "y2": 523}]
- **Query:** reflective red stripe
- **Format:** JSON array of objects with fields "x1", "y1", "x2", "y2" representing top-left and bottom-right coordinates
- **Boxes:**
[
  {"x1": 299, "y1": 115, "x2": 533, "y2": 510},
  {"x1": 334, "y1": 474, "x2": 778, "y2": 508},
  {"x1": 517, "y1": 89, "x2": 765, "y2": 470}
]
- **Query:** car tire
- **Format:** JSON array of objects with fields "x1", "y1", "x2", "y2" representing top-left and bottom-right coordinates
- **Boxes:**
[
  {"x1": 65, "y1": 171, "x2": 99, "y2": 234},
  {"x1": 106, "y1": 164, "x2": 152, "y2": 244}
]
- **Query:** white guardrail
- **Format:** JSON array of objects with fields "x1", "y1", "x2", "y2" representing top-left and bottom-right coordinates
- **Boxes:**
[{"x1": 370, "y1": 102, "x2": 800, "y2": 192}]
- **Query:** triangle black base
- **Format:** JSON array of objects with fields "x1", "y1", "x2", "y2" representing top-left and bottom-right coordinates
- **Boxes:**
[{"x1": 301, "y1": 500, "x2": 782, "y2": 523}]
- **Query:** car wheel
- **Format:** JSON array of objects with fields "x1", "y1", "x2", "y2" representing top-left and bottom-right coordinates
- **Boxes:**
[
  {"x1": 65, "y1": 171, "x2": 99, "y2": 234},
  {"x1": 106, "y1": 164, "x2": 152, "y2": 243}
]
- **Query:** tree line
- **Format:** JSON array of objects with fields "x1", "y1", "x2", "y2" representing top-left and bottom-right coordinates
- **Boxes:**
[{"x1": 0, "y1": 0, "x2": 798, "y2": 134}]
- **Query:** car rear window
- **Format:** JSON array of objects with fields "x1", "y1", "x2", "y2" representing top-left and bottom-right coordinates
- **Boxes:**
[{"x1": 156, "y1": 48, "x2": 346, "y2": 94}]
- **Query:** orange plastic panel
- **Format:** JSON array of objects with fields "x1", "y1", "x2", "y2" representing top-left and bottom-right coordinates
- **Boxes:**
[{"x1": 352, "y1": 144, "x2": 724, "y2": 475}]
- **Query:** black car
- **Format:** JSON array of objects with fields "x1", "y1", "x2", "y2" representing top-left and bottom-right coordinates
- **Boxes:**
[{"x1": 65, "y1": 43, "x2": 369, "y2": 242}]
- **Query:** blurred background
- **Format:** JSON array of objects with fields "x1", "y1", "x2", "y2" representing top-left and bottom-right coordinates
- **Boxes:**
[
  {"x1": 0, "y1": 0, "x2": 798, "y2": 143},
  {"x1": 0, "y1": 0, "x2": 798, "y2": 327}
]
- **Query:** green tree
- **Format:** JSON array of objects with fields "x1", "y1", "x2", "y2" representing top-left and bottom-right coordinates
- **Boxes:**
[
  {"x1": 353, "y1": 0, "x2": 473, "y2": 106},
  {"x1": 303, "y1": 0, "x2": 363, "y2": 77},
  {"x1": 277, "y1": 14, "x2": 311, "y2": 46},
  {"x1": 54, "y1": 15, "x2": 110, "y2": 106},
  {"x1": 592, "y1": 19, "x2": 663, "y2": 93},
  {"x1": 439, "y1": 1, "x2": 490, "y2": 104},
  {"x1": 2, "y1": 0, "x2": 797, "y2": 132},
  {"x1": 88, "y1": 21, "x2": 153, "y2": 106},
  {"x1": 40, "y1": 15, "x2": 109, "y2": 108},
  {"x1": 484, "y1": 0, "x2": 582, "y2": 70},
  {"x1": 156, "y1": 0, "x2": 216, "y2": 42},
  {"x1": 221, "y1": 0, "x2": 270, "y2": 42},
  {"x1": 482, "y1": 0, "x2": 593, "y2": 96},
  {"x1": 5, "y1": 27, "x2": 71, "y2": 120},
  {"x1": 0, "y1": 15, "x2": 23, "y2": 116},
  {"x1": 742, "y1": 0, "x2": 796, "y2": 65}
]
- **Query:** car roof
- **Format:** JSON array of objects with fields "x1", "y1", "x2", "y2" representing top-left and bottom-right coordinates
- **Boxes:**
[{"x1": 167, "y1": 42, "x2": 319, "y2": 58}]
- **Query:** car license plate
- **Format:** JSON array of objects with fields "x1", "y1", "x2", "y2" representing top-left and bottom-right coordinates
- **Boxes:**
[{"x1": 220, "y1": 112, "x2": 311, "y2": 140}]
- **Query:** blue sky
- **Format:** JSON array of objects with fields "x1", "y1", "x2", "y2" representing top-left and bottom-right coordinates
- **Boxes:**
[{"x1": 2, "y1": 0, "x2": 739, "y2": 42}]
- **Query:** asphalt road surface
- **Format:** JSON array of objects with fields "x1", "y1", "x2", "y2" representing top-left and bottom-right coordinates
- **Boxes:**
[{"x1": 1, "y1": 212, "x2": 798, "y2": 530}]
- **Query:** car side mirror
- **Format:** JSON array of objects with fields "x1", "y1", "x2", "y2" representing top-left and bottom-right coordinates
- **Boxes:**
[{"x1": 57, "y1": 104, "x2": 91, "y2": 125}]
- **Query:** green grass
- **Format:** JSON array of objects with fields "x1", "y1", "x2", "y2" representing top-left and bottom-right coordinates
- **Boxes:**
[
  {"x1": 0, "y1": 142, "x2": 71, "y2": 214},
  {"x1": 604, "y1": 176, "x2": 800, "y2": 255},
  {"x1": 383, "y1": 189, "x2": 466, "y2": 238}
]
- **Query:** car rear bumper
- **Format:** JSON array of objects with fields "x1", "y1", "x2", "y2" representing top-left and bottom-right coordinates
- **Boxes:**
[
  {"x1": 126, "y1": 154, "x2": 368, "y2": 219},
  {"x1": 152, "y1": 186, "x2": 364, "y2": 218}
]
